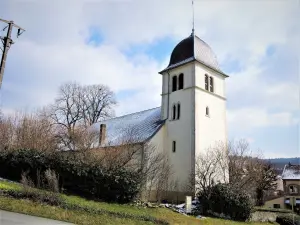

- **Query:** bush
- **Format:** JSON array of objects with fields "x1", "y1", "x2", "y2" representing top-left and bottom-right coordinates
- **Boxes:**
[
  {"x1": 44, "y1": 169, "x2": 59, "y2": 193},
  {"x1": 0, "y1": 149, "x2": 141, "y2": 203},
  {"x1": 198, "y1": 183, "x2": 253, "y2": 221},
  {"x1": 254, "y1": 207, "x2": 292, "y2": 214},
  {"x1": 276, "y1": 214, "x2": 300, "y2": 225},
  {"x1": 3, "y1": 187, "x2": 63, "y2": 206}
]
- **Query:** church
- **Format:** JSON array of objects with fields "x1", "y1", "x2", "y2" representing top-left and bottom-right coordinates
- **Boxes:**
[{"x1": 92, "y1": 30, "x2": 229, "y2": 201}]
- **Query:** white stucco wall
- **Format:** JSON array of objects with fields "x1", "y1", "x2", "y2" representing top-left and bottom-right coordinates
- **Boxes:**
[
  {"x1": 159, "y1": 61, "x2": 228, "y2": 192},
  {"x1": 161, "y1": 63, "x2": 194, "y2": 121},
  {"x1": 161, "y1": 74, "x2": 169, "y2": 120},
  {"x1": 195, "y1": 63, "x2": 228, "y2": 184},
  {"x1": 160, "y1": 62, "x2": 196, "y2": 190},
  {"x1": 195, "y1": 63, "x2": 227, "y2": 155},
  {"x1": 195, "y1": 62, "x2": 226, "y2": 98},
  {"x1": 147, "y1": 124, "x2": 166, "y2": 155},
  {"x1": 145, "y1": 125, "x2": 166, "y2": 192}
]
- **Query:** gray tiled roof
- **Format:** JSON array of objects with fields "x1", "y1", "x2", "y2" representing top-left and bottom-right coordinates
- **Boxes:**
[
  {"x1": 163, "y1": 57, "x2": 194, "y2": 71},
  {"x1": 92, "y1": 107, "x2": 164, "y2": 147},
  {"x1": 160, "y1": 33, "x2": 223, "y2": 74},
  {"x1": 282, "y1": 164, "x2": 300, "y2": 180},
  {"x1": 194, "y1": 36, "x2": 220, "y2": 71}
]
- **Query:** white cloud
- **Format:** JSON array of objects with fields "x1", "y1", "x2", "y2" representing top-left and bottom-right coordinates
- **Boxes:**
[
  {"x1": 2, "y1": 38, "x2": 162, "y2": 110},
  {"x1": 0, "y1": 0, "x2": 298, "y2": 157},
  {"x1": 228, "y1": 108, "x2": 298, "y2": 131}
]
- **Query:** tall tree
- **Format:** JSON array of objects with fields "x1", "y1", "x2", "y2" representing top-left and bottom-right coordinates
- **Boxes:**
[
  {"x1": 47, "y1": 82, "x2": 116, "y2": 151},
  {"x1": 192, "y1": 139, "x2": 279, "y2": 206},
  {"x1": 192, "y1": 144, "x2": 229, "y2": 199},
  {"x1": 81, "y1": 84, "x2": 116, "y2": 126},
  {"x1": 255, "y1": 162, "x2": 278, "y2": 206},
  {"x1": 227, "y1": 139, "x2": 278, "y2": 205}
]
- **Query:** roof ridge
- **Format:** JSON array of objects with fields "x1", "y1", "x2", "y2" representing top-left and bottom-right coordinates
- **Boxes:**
[
  {"x1": 282, "y1": 164, "x2": 287, "y2": 177},
  {"x1": 99, "y1": 106, "x2": 161, "y2": 124}
]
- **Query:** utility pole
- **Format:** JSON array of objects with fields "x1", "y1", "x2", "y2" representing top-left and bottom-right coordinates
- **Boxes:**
[{"x1": 0, "y1": 18, "x2": 25, "y2": 89}]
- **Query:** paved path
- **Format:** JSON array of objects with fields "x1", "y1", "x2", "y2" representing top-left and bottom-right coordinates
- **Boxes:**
[{"x1": 0, "y1": 210, "x2": 73, "y2": 225}]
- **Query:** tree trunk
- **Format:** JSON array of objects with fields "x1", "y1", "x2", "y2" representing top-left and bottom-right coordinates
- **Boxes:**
[{"x1": 256, "y1": 188, "x2": 264, "y2": 206}]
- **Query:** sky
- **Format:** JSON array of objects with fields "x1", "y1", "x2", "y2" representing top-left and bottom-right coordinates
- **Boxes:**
[{"x1": 0, "y1": 0, "x2": 299, "y2": 159}]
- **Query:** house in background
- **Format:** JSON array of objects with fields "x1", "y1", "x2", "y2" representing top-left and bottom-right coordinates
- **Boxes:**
[
  {"x1": 92, "y1": 31, "x2": 230, "y2": 201},
  {"x1": 265, "y1": 163, "x2": 300, "y2": 213}
]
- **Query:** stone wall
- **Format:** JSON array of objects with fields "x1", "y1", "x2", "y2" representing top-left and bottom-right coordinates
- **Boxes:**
[{"x1": 250, "y1": 211, "x2": 277, "y2": 222}]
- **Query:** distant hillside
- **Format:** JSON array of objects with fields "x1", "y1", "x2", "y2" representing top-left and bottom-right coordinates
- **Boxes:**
[{"x1": 265, "y1": 157, "x2": 300, "y2": 175}]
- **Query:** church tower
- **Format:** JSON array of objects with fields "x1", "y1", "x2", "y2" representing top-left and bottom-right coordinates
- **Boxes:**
[{"x1": 159, "y1": 32, "x2": 229, "y2": 196}]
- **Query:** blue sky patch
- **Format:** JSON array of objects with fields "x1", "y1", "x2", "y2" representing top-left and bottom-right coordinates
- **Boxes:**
[
  {"x1": 251, "y1": 125, "x2": 298, "y2": 158},
  {"x1": 221, "y1": 58, "x2": 244, "y2": 74},
  {"x1": 266, "y1": 45, "x2": 276, "y2": 57},
  {"x1": 123, "y1": 36, "x2": 176, "y2": 62},
  {"x1": 116, "y1": 89, "x2": 139, "y2": 101},
  {"x1": 259, "y1": 44, "x2": 298, "y2": 83},
  {"x1": 86, "y1": 27, "x2": 105, "y2": 46}
]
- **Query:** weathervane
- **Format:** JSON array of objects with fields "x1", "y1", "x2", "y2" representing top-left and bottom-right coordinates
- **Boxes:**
[{"x1": 192, "y1": 0, "x2": 195, "y2": 35}]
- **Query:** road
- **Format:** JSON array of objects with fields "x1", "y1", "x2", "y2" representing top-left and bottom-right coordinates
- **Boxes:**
[{"x1": 0, "y1": 210, "x2": 73, "y2": 225}]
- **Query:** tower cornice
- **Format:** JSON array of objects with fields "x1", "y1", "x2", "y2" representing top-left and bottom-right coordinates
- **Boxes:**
[
  {"x1": 159, "y1": 58, "x2": 229, "y2": 78},
  {"x1": 160, "y1": 86, "x2": 226, "y2": 101}
]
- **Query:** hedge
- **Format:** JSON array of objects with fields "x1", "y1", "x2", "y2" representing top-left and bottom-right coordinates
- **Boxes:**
[
  {"x1": 276, "y1": 214, "x2": 300, "y2": 225},
  {"x1": 198, "y1": 183, "x2": 253, "y2": 221},
  {"x1": 0, "y1": 149, "x2": 141, "y2": 203},
  {"x1": 254, "y1": 207, "x2": 292, "y2": 214}
]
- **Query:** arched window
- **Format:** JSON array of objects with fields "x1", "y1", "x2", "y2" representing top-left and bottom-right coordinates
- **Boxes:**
[
  {"x1": 172, "y1": 104, "x2": 176, "y2": 120},
  {"x1": 206, "y1": 106, "x2": 209, "y2": 116},
  {"x1": 209, "y1": 76, "x2": 214, "y2": 92},
  {"x1": 178, "y1": 73, "x2": 184, "y2": 90},
  {"x1": 172, "y1": 141, "x2": 176, "y2": 153},
  {"x1": 172, "y1": 76, "x2": 177, "y2": 92},
  {"x1": 177, "y1": 103, "x2": 181, "y2": 119},
  {"x1": 289, "y1": 185, "x2": 298, "y2": 194},
  {"x1": 205, "y1": 74, "x2": 209, "y2": 91}
]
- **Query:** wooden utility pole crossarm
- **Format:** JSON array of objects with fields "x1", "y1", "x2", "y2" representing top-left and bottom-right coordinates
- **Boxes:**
[{"x1": 0, "y1": 18, "x2": 25, "y2": 89}]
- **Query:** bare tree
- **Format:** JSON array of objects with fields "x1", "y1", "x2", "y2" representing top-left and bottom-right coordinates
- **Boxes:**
[
  {"x1": 191, "y1": 139, "x2": 277, "y2": 205},
  {"x1": 89, "y1": 126, "x2": 173, "y2": 202},
  {"x1": 255, "y1": 161, "x2": 278, "y2": 206},
  {"x1": 0, "y1": 111, "x2": 56, "y2": 151},
  {"x1": 47, "y1": 82, "x2": 116, "y2": 151},
  {"x1": 93, "y1": 127, "x2": 145, "y2": 171},
  {"x1": 227, "y1": 139, "x2": 277, "y2": 205},
  {"x1": 81, "y1": 84, "x2": 116, "y2": 126},
  {"x1": 228, "y1": 139, "x2": 260, "y2": 189},
  {"x1": 143, "y1": 146, "x2": 173, "y2": 202},
  {"x1": 192, "y1": 145, "x2": 229, "y2": 198},
  {"x1": 0, "y1": 113, "x2": 15, "y2": 150}
]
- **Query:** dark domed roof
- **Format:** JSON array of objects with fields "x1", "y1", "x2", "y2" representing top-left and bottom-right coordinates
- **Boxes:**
[{"x1": 161, "y1": 33, "x2": 222, "y2": 73}]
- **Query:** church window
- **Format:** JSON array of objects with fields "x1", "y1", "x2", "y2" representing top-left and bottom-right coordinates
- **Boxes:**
[
  {"x1": 289, "y1": 185, "x2": 298, "y2": 194},
  {"x1": 172, "y1": 76, "x2": 177, "y2": 92},
  {"x1": 177, "y1": 103, "x2": 181, "y2": 119},
  {"x1": 172, "y1": 104, "x2": 176, "y2": 120},
  {"x1": 205, "y1": 74, "x2": 209, "y2": 90},
  {"x1": 172, "y1": 141, "x2": 176, "y2": 153},
  {"x1": 206, "y1": 106, "x2": 209, "y2": 116},
  {"x1": 178, "y1": 73, "x2": 184, "y2": 90},
  {"x1": 209, "y1": 76, "x2": 214, "y2": 92}
]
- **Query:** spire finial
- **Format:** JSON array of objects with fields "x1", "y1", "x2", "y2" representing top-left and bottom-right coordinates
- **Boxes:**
[{"x1": 192, "y1": 0, "x2": 195, "y2": 35}]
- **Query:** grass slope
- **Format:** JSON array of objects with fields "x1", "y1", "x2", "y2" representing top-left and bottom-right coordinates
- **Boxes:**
[
  {"x1": 0, "y1": 181, "x2": 277, "y2": 225},
  {"x1": 0, "y1": 196, "x2": 153, "y2": 225}
]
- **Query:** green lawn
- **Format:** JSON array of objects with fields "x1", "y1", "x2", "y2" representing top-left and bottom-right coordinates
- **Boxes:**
[
  {"x1": 0, "y1": 180, "x2": 278, "y2": 225},
  {"x1": 0, "y1": 196, "x2": 154, "y2": 225}
]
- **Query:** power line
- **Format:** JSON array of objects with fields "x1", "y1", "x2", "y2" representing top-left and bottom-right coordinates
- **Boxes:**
[{"x1": 0, "y1": 18, "x2": 25, "y2": 89}]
